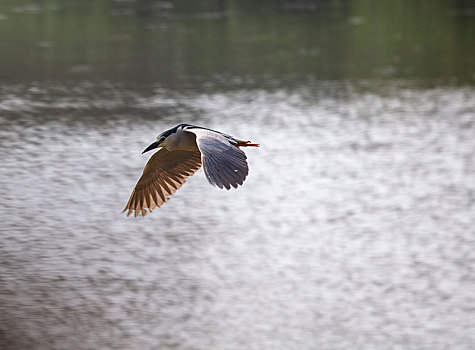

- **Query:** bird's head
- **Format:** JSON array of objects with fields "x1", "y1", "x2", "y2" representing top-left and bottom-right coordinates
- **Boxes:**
[
  {"x1": 142, "y1": 124, "x2": 188, "y2": 154},
  {"x1": 142, "y1": 135, "x2": 166, "y2": 154}
]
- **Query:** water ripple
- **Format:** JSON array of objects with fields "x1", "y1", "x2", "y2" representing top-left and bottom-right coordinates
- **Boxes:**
[{"x1": 1, "y1": 81, "x2": 474, "y2": 350}]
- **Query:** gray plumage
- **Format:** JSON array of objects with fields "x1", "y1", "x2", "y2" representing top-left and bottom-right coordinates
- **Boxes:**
[{"x1": 123, "y1": 124, "x2": 258, "y2": 216}]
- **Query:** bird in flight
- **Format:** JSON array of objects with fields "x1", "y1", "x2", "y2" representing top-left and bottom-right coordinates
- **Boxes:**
[{"x1": 123, "y1": 124, "x2": 259, "y2": 217}]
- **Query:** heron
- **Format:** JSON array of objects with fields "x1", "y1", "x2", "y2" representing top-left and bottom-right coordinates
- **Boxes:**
[{"x1": 123, "y1": 124, "x2": 259, "y2": 217}]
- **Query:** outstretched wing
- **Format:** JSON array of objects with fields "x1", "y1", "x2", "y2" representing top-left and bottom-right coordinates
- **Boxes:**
[
  {"x1": 123, "y1": 149, "x2": 202, "y2": 217},
  {"x1": 185, "y1": 128, "x2": 249, "y2": 190}
]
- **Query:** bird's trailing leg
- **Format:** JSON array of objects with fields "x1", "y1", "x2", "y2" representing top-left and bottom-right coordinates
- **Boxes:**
[{"x1": 236, "y1": 141, "x2": 259, "y2": 147}]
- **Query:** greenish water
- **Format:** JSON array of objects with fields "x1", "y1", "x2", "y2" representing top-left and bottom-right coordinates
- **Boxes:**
[
  {"x1": 1, "y1": 1, "x2": 475, "y2": 350},
  {"x1": 1, "y1": 0, "x2": 474, "y2": 86}
]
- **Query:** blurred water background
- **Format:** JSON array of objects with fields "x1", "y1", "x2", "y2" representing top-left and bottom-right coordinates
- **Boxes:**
[{"x1": 1, "y1": 0, "x2": 475, "y2": 349}]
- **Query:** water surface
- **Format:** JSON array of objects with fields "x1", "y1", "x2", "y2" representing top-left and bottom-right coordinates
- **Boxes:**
[{"x1": 1, "y1": 1, "x2": 475, "y2": 349}]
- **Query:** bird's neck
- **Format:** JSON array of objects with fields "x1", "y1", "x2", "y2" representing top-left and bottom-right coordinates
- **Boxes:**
[{"x1": 163, "y1": 131, "x2": 199, "y2": 151}]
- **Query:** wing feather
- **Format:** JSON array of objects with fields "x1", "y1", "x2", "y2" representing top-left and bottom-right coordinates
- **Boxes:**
[
  {"x1": 159, "y1": 177, "x2": 172, "y2": 193},
  {"x1": 185, "y1": 128, "x2": 249, "y2": 190},
  {"x1": 150, "y1": 188, "x2": 160, "y2": 207},
  {"x1": 123, "y1": 148, "x2": 202, "y2": 216},
  {"x1": 154, "y1": 182, "x2": 166, "y2": 203},
  {"x1": 144, "y1": 190, "x2": 151, "y2": 209},
  {"x1": 164, "y1": 176, "x2": 179, "y2": 190}
]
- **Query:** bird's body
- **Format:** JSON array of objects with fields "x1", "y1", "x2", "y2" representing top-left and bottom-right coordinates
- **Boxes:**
[{"x1": 123, "y1": 124, "x2": 258, "y2": 217}]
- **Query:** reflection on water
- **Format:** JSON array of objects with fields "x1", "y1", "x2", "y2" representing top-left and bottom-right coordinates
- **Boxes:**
[
  {"x1": 1, "y1": 0, "x2": 475, "y2": 349},
  {"x1": 1, "y1": 0, "x2": 475, "y2": 85}
]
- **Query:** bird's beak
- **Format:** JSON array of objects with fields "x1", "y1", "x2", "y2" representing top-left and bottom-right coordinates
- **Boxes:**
[{"x1": 142, "y1": 140, "x2": 160, "y2": 154}]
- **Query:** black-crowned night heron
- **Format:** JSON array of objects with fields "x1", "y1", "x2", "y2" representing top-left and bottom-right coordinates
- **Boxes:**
[{"x1": 123, "y1": 124, "x2": 259, "y2": 217}]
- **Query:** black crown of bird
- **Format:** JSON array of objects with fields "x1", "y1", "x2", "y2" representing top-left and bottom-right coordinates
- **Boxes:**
[{"x1": 123, "y1": 124, "x2": 259, "y2": 217}]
